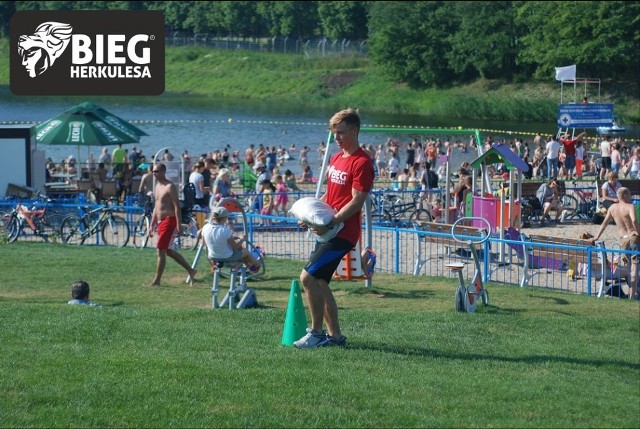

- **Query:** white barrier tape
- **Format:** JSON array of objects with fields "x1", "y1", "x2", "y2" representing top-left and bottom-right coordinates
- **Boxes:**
[{"x1": 0, "y1": 120, "x2": 582, "y2": 138}]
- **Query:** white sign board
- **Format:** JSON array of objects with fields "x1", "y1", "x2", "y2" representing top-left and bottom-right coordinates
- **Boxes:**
[{"x1": 0, "y1": 126, "x2": 34, "y2": 197}]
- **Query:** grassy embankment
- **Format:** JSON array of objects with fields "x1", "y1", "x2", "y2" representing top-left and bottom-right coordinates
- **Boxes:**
[
  {"x1": 0, "y1": 40, "x2": 638, "y2": 124},
  {"x1": 163, "y1": 47, "x2": 640, "y2": 124}
]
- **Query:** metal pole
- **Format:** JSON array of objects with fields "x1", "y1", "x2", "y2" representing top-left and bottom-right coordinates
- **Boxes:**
[
  {"x1": 364, "y1": 195, "x2": 372, "y2": 288},
  {"x1": 314, "y1": 131, "x2": 333, "y2": 198},
  {"x1": 152, "y1": 146, "x2": 172, "y2": 195},
  {"x1": 444, "y1": 158, "x2": 450, "y2": 220}
]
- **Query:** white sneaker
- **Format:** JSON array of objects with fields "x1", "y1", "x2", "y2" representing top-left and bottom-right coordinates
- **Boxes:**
[{"x1": 293, "y1": 328, "x2": 328, "y2": 349}]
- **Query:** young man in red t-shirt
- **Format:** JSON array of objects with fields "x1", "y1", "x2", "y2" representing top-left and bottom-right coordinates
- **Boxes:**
[
  {"x1": 294, "y1": 109, "x2": 375, "y2": 349},
  {"x1": 560, "y1": 131, "x2": 587, "y2": 179}
]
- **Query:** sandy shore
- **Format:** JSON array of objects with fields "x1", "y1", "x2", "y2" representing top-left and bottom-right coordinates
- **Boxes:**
[{"x1": 520, "y1": 218, "x2": 620, "y2": 245}]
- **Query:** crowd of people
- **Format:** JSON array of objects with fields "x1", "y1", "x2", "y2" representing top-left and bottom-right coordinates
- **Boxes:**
[
  {"x1": 44, "y1": 127, "x2": 639, "y2": 231},
  {"x1": 58, "y1": 121, "x2": 639, "y2": 304},
  {"x1": 529, "y1": 133, "x2": 640, "y2": 181}
]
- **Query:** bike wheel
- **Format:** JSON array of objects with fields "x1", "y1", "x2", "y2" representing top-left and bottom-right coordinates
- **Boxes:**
[
  {"x1": 481, "y1": 288, "x2": 490, "y2": 306},
  {"x1": 40, "y1": 213, "x2": 64, "y2": 242},
  {"x1": 132, "y1": 215, "x2": 151, "y2": 249},
  {"x1": 101, "y1": 215, "x2": 130, "y2": 247},
  {"x1": 409, "y1": 209, "x2": 432, "y2": 223},
  {"x1": 0, "y1": 212, "x2": 16, "y2": 243},
  {"x1": 174, "y1": 215, "x2": 199, "y2": 250},
  {"x1": 7, "y1": 216, "x2": 22, "y2": 243},
  {"x1": 60, "y1": 215, "x2": 85, "y2": 245},
  {"x1": 561, "y1": 194, "x2": 578, "y2": 215},
  {"x1": 455, "y1": 284, "x2": 465, "y2": 312},
  {"x1": 380, "y1": 209, "x2": 394, "y2": 225}
]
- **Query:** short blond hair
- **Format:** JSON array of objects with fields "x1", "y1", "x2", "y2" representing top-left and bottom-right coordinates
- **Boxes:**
[
  {"x1": 329, "y1": 108, "x2": 360, "y2": 132},
  {"x1": 617, "y1": 187, "x2": 630, "y2": 201}
]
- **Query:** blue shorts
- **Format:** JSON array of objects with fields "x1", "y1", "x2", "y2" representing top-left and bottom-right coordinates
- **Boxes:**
[
  {"x1": 304, "y1": 238, "x2": 353, "y2": 283},
  {"x1": 564, "y1": 155, "x2": 575, "y2": 170}
]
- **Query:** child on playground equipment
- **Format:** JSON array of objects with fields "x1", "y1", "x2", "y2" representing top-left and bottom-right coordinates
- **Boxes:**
[
  {"x1": 430, "y1": 199, "x2": 443, "y2": 222},
  {"x1": 198, "y1": 206, "x2": 263, "y2": 273}
]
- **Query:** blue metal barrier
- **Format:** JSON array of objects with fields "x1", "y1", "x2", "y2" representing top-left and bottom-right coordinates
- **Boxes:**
[{"x1": 3, "y1": 193, "x2": 637, "y2": 299}]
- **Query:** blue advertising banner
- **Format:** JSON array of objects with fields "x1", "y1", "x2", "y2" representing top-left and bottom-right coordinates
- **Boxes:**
[{"x1": 557, "y1": 104, "x2": 614, "y2": 128}]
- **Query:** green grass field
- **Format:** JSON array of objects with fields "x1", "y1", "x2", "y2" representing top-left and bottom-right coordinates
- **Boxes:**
[{"x1": 0, "y1": 242, "x2": 638, "y2": 427}]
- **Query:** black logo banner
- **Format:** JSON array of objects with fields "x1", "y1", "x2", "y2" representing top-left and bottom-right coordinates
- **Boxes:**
[{"x1": 10, "y1": 10, "x2": 165, "y2": 96}]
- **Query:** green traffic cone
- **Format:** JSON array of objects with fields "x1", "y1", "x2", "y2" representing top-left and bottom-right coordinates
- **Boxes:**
[{"x1": 281, "y1": 280, "x2": 307, "y2": 346}]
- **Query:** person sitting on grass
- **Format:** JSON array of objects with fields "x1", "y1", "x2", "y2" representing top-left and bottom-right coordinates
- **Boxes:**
[
  {"x1": 67, "y1": 280, "x2": 101, "y2": 307},
  {"x1": 198, "y1": 206, "x2": 263, "y2": 273}
]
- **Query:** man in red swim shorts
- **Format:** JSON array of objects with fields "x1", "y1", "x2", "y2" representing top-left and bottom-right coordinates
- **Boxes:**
[{"x1": 150, "y1": 163, "x2": 197, "y2": 286}]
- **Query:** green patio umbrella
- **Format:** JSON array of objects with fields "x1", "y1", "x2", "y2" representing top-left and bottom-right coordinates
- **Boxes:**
[
  {"x1": 35, "y1": 101, "x2": 148, "y2": 177},
  {"x1": 35, "y1": 101, "x2": 147, "y2": 146}
]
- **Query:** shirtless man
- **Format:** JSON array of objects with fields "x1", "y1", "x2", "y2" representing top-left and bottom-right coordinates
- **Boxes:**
[
  {"x1": 590, "y1": 187, "x2": 639, "y2": 299},
  {"x1": 149, "y1": 163, "x2": 197, "y2": 287},
  {"x1": 138, "y1": 164, "x2": 154, "y2": 195}
]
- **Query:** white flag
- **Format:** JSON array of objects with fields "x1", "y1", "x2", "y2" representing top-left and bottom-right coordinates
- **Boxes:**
[{"x1": 555, "y1": 65, "x2": 576, "y2": 81}]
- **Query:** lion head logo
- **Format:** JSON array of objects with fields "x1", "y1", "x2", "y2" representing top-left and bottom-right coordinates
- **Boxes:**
[{"x1": 17, "y1": 22, "x2": 73, "y2": 78}]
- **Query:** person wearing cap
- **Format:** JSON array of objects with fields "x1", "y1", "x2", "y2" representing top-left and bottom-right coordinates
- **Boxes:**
[
  {"x1": 198, "y1": 206, "x2": 262, "y2": 272},
  {"x1": 252, "y1": 162, "x2": 270, "y2": 212},
  {"x1": 293, "y1": 108, "x2": 374, "y2": 349},
  {"x1": 254, "y1": 162, "x2": 270, "y2": 192},
  {"x1": 150, "y1": 163, "x2": 197, "y2": 287}
]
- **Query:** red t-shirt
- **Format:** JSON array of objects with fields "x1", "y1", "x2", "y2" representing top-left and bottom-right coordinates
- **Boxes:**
[
  {"x1": 560, "y1": 138, "x2": 578, "y2": 156},
  {"x1": 325, "y1": 147, "x2": 375, "y2": 245}
]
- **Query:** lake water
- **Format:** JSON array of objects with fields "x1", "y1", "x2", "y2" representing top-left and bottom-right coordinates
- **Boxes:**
[{"x1": 1, "y1": 89, "x2": 637, "y2": 177}]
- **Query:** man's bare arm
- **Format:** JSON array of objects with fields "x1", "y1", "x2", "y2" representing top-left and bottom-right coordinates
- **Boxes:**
[{"x1": 592, "y1": 210, "x2": 613, "y2": 242}]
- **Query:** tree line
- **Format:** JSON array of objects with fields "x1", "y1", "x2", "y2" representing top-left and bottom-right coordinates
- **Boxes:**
[{"x1": 2, "y1": 1, "x2": 638, "y2": 88}]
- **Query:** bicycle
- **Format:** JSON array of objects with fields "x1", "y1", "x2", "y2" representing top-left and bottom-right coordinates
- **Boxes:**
[
  {"x1": 370, "y1": 190, "x2": 431, "y2": 227},
  {"x1": 0, "y1": 193, "x2": 64, "y2": 243},
  {"x1": 131, "y1": 194, "x2": 199, "y2": 251},
  {"x1": 59, "y1": 200, "x2": 130, "y2": 247},
  {"x1": 174, "y1": 212, "x2": 200, "y2": 250},
  {"x1": 131, "y1": 194, "x2": 154, "y2": 249},
  {"x1": 563, "y1": 181, "x2": 597, "y2": 220}
]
